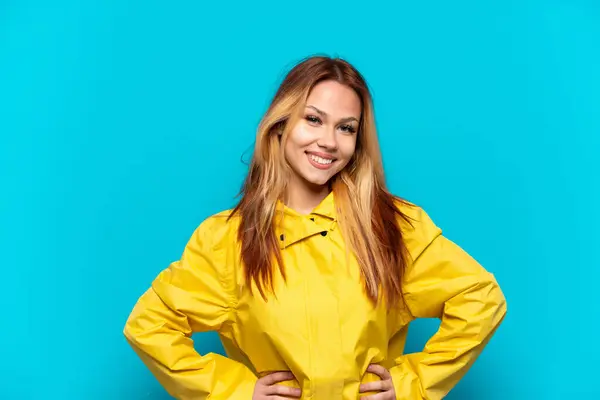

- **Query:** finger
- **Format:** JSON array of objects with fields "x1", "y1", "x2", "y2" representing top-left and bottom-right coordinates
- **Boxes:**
[
  {"x1": 261, "y1": 371, "x2": 295, "y2": 385},
  {"x1": 367, "y1": 364, "x2": 392, "y2": 380},
  {"x1": 267, "y1": 397, "x2": 300, "y2": 400},
  {"x1": 266, "y1": 384, "x2": 301, "y2": 398},
  {"x1": 359, "y1": 380, "x2": 392, "y2": 393},
  {"x1": 360, "y1": 391, "x2": 395, "y2": 400}
]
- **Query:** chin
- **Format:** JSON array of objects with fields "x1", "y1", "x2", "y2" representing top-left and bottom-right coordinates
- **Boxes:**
[
  {"x1": 302, "y1": 171, "x2": 335, "y2": 187},
  {"x1": 306, "y1": 178, "x2": 330, "y2": 187}
]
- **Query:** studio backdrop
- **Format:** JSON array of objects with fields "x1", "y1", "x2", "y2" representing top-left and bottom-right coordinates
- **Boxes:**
[{"x1": 1, "y1": 1, "x2": 598, "y2": 398}]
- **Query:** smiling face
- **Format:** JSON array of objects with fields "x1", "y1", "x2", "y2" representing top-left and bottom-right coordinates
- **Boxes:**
[{"x1": 284, "y1": 80, "x2": 362, "y2": 193}]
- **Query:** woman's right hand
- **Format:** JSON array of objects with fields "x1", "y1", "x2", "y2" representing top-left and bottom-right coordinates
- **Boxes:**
[{"x1": 252, "y1": 371, "x2": 301, "y2": 399}]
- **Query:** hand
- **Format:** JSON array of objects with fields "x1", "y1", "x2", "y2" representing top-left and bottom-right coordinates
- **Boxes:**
[
  {"x1": 359, "y1": 364, "x2": 396, "y2": 399},
  {"x1": 252, "y1": 371, "x2": 301, "y2": 399}
]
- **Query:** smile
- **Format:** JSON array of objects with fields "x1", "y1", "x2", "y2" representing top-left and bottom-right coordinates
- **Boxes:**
[
  {"x1": 310, "y1": 154, "x2": 333, "y2": 165},
  {"x1": 306, "y1": 152, "x2": 336, "y2": 170}
]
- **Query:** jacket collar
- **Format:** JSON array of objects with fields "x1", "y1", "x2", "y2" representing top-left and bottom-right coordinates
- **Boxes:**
[{"x1": 275, "y1": 191, "x2": 337, "y2": 249}]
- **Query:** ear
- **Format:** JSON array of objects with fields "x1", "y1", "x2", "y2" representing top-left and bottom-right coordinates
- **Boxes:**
[{"x1": 271, "y1": 120, "x2": 285, "y2": 136}]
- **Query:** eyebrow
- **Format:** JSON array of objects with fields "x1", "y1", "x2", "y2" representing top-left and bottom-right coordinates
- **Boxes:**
[{"x1": 306, "y1": 105, "x2": 359, "y2": 124}]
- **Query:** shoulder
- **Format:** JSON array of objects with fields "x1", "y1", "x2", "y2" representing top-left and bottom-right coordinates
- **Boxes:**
[
  {"x1": 392, "y1": 197, "x2": 443, "y2": 259},
  {"x1": 152, "y1": 209, "x2": 243, "y2": 306},
  {"x1": 178, "y1": 208, "x2": 243, "y2": 289},
  {"x1": 189, "y1": 208, "x2": 241, "y2": 251}
]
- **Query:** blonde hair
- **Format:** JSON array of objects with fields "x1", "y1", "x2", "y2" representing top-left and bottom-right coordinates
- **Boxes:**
[{"x1": 230, "y1": 55, "x2": 411, "y2": 308}]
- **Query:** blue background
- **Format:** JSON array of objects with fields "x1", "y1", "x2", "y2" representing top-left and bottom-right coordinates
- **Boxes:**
[{"x1": 1, "y1": 0, "x2": 598, "y2": 398}]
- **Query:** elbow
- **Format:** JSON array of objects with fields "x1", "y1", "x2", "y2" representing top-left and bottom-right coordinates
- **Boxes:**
[
  {"x1": 123, "y1": 319, "x2": 135, "y2": 342},
  {"x1": 122, "y1": 297, "x2": 151, "y2": 349},
  {"x1": 495, "y1": 289, "x2": 507, "y2": 329},
  {"x1": 123, "y1": 314, "x2": 141, "y2": 349},
  {"x1": 122, "y1": 288, "x2": 160, "y2": 348},
  {"x1": 484, "y1": 274, "x2": 508, "y2": 334}
]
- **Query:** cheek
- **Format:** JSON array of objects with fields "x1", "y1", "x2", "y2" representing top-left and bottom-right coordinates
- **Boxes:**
[
  {"x1": 285, "y1": 124, "x2": 316, "y2": 159},
  {"x1": 338, "y1": 137, "x2": 358, "y2": 163},
  {"x1": 284, "y1": 126, "x2": 306, "y2": 161},
  {"x1": 288, "y1": 123, "x2": 315, "y2": 146}
]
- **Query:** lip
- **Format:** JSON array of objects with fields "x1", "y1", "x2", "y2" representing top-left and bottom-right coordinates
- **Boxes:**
[
  {"x1": 306, "y1": 151, "x2": 337, "y2": 170},
  {"x1": 306, "y1": 151, "x2": 336, "y2": 160}
]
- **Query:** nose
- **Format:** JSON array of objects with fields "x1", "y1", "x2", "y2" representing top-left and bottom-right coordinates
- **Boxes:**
[{"x1": 316, "y1": 126, "x2": 338, "y2": 150}]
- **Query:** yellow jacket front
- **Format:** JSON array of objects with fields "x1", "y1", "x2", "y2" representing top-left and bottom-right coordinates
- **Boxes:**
[{"x1": 124, "y1": 194, "x2": 507, "y2": 399}]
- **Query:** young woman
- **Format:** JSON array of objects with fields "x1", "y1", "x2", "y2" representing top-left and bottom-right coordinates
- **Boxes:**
[{"x1": 124, "y1": 56, "x2": 507, "y2": 400}]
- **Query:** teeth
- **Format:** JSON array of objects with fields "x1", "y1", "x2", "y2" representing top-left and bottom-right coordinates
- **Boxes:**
[{"x1": 310, "y1": 154, "x2": 333, "y2": 165}]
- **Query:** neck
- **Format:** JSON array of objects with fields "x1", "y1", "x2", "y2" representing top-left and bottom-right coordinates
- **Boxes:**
[{"x1": 285, "y1": 176, "x2": 330, "y2": 215}]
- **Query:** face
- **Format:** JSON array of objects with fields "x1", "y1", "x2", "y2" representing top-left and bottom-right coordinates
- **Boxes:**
[{"x1": 284, "y1": 80, "x2": 361, "y2": 189}]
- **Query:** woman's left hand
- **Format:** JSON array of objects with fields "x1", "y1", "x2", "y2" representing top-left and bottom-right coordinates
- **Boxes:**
[{"x1": 359, "y1": 364, "x2": 396, "y2": 399}]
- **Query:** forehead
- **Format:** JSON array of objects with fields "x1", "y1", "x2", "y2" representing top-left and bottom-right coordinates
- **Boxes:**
[{"x1": 306, "y1": 80, "x2": 362, "y2": 117}]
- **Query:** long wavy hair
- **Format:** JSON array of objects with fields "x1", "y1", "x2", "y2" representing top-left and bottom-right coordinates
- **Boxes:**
[{"x1": 230, "y1": 55, "x2": 411, "y2": 308}]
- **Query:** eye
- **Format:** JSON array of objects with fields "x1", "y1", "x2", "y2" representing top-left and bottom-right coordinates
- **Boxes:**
[
  {"x1": 339, "y1": 124, "x2": 356, "y2": 134},
  {"x1": 306, "y1": 115, "x2": 322, "y2": 125}
]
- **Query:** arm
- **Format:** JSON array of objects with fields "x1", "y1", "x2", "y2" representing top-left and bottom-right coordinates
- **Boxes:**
[
  {"x1": 123, "y1": 218, "x2": 257, "y2": 400},
  {"x1": 390, "y1": 208, "x2": 507, "y2": 399}
]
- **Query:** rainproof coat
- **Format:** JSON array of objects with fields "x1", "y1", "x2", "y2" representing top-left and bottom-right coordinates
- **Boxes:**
[{"x1": 124, "y1": 193, "x2": 507, "y2": 399}]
